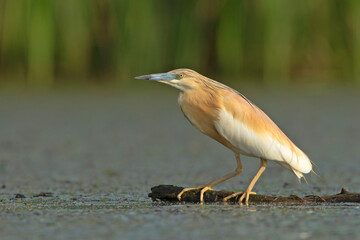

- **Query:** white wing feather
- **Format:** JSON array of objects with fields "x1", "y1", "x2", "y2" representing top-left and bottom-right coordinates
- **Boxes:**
[{"x1": 215, "y1": 108, "x2": 312, "y2": 178}]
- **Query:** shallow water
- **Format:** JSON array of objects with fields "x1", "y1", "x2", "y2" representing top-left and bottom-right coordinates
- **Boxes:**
[{"x1": 0, "y1": 89, "x2": 359, "y2": 239}]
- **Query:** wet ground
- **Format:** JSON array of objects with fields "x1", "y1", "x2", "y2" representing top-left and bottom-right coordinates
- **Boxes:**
[{"x1": 0, "y1": 88, "x2": 359, "y2": 239}]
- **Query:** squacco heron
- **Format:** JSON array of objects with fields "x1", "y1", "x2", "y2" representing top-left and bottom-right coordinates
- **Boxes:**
[{"x1": 136, "y1": 69, "x2": 312, "y2": 204}]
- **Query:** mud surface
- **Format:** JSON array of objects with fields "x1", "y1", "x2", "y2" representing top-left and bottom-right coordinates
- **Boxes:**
[{"x1": 0, "y1": 89, "x2": 359, "y2": 239}]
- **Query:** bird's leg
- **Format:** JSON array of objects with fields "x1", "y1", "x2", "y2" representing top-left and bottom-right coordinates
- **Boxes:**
[
  {"x1": 239, "y1": 158, "x2": 267, "y2": 204},
  {"x1": 177, "y1": 154, "x2": 243, "y2": 202},
  {"x1": 223, "y1": 158, "x2": 267, "y2": 204}
]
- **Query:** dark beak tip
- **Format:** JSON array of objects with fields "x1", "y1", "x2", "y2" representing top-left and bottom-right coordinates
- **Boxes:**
[{"x1": 135, "y1": 75, "x2": 150, "y2": 80}]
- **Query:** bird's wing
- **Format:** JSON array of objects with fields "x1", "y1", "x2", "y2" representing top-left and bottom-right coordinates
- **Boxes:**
[{"x1": 214, "y1": 92, "x2": 312, "y2": 177}]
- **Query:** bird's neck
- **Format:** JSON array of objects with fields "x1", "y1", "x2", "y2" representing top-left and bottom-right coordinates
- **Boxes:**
[{"x1": 178, "y1": 88, "x2": 218, "y2": 108}]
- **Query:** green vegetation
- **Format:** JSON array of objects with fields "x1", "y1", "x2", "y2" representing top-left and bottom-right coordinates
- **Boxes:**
[{"x1": 0, "y1": 0, "x2": 359, "y2": 87}]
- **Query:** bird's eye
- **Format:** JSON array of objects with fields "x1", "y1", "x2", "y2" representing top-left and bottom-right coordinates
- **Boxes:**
[{"x1": 178, "y1": 74, "x2": 184, "y2": 79}]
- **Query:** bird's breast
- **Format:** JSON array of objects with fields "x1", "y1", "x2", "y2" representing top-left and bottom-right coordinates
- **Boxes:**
[
  {"x1": 178, "y1": 92, "x2": 236, "y2": 151},
  {"x1": 178, "y1": 94, "x2": 212, "y2": 134}
]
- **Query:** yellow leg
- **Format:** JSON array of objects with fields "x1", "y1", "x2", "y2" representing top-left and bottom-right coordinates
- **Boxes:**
[
  {"x1": 223, "y1": 158, "x2": 267, "y2": 204},
  {"x1": 177, "y1": 154, "x2": 243, "y2": 202}
]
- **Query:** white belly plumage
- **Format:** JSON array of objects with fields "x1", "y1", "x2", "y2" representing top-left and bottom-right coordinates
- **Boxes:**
[{"x1": 214, "y1": 108, "x2": 312, "y2": 177}]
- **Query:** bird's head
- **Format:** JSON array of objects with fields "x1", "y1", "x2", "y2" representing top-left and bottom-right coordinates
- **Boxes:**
[{"x1": 135, "y1": 69, "x2": 203, "y2": 91}]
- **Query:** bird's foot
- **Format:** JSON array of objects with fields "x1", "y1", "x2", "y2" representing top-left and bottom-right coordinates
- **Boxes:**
[
  {"x1": 177, "y1": 186, "x2": 214, "y2": 202},
  {"x1": 177, "y1": 186, "x2": 204, "y2": 201},
  {"x1": 223, "y1": 189, "x2": 256, "y2": 204},
  {"x1": 199, "y1": 186, "x2": 215, "y2": 202}
]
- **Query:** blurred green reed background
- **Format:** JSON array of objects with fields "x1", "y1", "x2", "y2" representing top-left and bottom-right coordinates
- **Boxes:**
[{"x1": 0, "y1": 0, "x2": 360, "y2": 88}]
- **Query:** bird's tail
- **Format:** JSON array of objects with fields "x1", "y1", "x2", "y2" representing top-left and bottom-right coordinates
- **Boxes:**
[{"x1": 292, "y1": 169, "x2": 305, "y2": 179}]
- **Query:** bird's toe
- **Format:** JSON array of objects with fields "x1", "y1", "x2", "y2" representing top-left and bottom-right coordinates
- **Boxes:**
[
  {"x1": 177, "y1": 186, "x2": 204, "y2": 201},
  {"x1": 200, "y1": 186, "x2": 215, "y2": 202},
  {"x1": 223, "y1": 190, "x2": 256, "y2": 202}
]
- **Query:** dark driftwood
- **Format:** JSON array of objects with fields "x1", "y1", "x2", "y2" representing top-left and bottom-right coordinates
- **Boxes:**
[{"x1": 149, "y1": 185, "x2": 360, "y2": 204}]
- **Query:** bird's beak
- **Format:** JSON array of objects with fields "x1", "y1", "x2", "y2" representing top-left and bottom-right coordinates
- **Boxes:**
[{"x1": 135, "y1": 73, "x2": 176, "y2": 81}]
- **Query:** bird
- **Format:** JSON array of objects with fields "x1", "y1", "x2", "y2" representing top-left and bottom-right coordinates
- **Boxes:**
[{"x1": 136, "y1": 69, "x2": 312, "y2": 204}]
